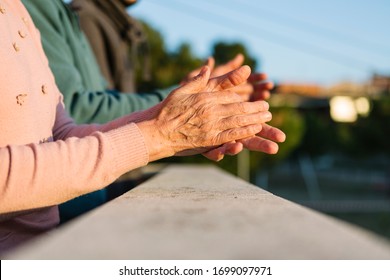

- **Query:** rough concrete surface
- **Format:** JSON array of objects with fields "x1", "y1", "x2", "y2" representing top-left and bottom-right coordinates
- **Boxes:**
[{"x1": 5, "y1": 165, "x2": 390, "y2": 259}]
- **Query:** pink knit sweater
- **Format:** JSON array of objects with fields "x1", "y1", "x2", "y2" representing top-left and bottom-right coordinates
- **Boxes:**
[{"x1": 0, "y1": 0, "x2": 151, "y2": 252}]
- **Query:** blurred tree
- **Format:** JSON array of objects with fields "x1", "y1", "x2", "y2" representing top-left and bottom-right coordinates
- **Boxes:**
[
  {"x1": 296, "y1": 108, "x2": 337, "y2": 156},
  {"x1": 212, "y1": 42, "x2": 257, "y2": 70},
  {"x1": 136, "y1": 21, "x2": 203, "y2": 91},
  {"x1": 135, "y1": 20, "x2": 168, "y2": 91},
  {"x1": 336, "y1": 96, "x2": 390, "y2": 157},
  {"x1": 171, "y1": 43, "x2": 204, "y2": 81}
]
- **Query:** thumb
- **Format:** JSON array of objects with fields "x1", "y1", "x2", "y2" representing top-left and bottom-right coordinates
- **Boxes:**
[
  {"x1": 227, "y1": 53, "x2": 245, "y2": 70},
  {"x1": 176, "y1": 66, "x2": 211, "y2": 94},
  {"x1": 210, "y1": 53, "x2": 244, "y2": 78},
  {"x1": 206, "y1": 57, "x2": 215, "y2": 72}
]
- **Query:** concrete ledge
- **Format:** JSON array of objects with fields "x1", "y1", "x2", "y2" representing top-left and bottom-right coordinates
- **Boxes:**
[{"x1": 5, "y1": 165, "x2": 390, "y2": 259}]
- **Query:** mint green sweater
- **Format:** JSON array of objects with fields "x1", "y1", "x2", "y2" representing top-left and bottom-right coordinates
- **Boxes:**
[{"x1": 22, "y1": 0, "x2": 169, "y2": 124}]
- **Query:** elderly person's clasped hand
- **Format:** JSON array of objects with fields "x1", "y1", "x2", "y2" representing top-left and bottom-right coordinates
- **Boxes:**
[
  {"x1": 137, "y1": 65, "x2": 285, "y2": 162},
  {"x1": 181, "y1": 53, "x2": 285, "y2": 161}
]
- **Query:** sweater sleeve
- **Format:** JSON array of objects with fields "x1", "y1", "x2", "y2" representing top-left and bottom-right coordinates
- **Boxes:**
[
  {"x1": 22, "y1": 0, "x2": 169, "y2": 124},
  {"x1": 0, "y1": 104, "x2": 150, "y2": 214}
]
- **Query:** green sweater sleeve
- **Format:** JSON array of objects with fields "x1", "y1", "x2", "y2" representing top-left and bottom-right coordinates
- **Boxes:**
[{"x1": 22, "y1": 0, "x2": 169, "y2": 124}]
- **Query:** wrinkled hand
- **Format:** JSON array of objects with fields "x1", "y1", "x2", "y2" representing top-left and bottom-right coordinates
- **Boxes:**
[
  {"x1": 137, "y1": 67, "x2": 273, "y2": 161},
  {"x1": 189, "y1": 57, "x2": 284, "y2": 161},
  {"x1": 132, "y1": 64, "x2": 253, "y2": 122},
  {"x1": 184, "y1": 53, "x2": 273, "y2": 101},
  {"x1": 203, "y1": 124, "x2": 286, "y2": 161}
]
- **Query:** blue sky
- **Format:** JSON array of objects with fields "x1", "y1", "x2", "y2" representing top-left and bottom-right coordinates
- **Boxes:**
[{"x1": 131, "y1": 0, "x2": 390, "y2": 86}]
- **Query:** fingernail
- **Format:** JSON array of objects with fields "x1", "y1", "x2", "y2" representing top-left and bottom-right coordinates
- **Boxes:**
[{"x1": 264, "y1": 111, "x2": 272, "y2": 119}]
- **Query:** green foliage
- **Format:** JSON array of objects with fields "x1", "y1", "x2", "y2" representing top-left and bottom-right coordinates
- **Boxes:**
[
  {"x1": 136, "y1": 21, "x2": 203, "y2": 91},
  {"x1": 212, "y1": 42, "x2": 257, "y2": 70},
  {"x1": 137, "y1": 21, "x2": 261, "y2": 93},
  {"x1": 285, "y1": 96, "x2": 390, "y2": 159},
  {"x1": 296, "y1": 108, "x2": 337, "y2": 156},
  {"x1": 334, "y1": 96, "x2": 390, "y2": 157}
]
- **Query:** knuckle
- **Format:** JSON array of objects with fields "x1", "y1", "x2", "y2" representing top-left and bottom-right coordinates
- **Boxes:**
[
  {"x1": 235, "y1": 115, "x2": 248, "y2": 126},
  {"x1": 227, "y1": 129, "x2": 240, "y2": 140},
  {"x1": 251, "y1": 124, "x2": 263, "y2": 134},
  {"x1": 237, "y1": 102, "x2": 249, "y2": 114}
]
